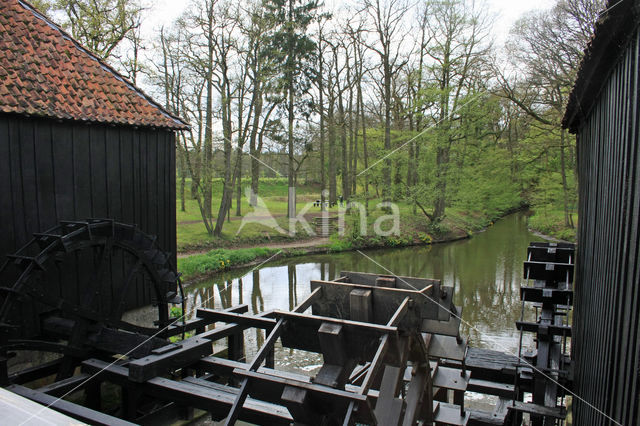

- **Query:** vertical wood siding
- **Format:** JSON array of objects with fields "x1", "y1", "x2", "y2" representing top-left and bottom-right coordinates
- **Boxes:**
[
  {"x1": 574, "y1": 29, "x2": 640, "y2": 425},
  {"x1": 0, "y1": 115, "x2": 177, "y2": 309}
]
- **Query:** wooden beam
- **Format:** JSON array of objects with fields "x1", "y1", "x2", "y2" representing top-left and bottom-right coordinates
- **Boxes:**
[
  {"x1": 224, "y1": 318, "x2": 285, "y2": 426},
  {"x1": 196, "y1": 308, "x2": 277, "y2": 330},
  {"x1": 7, "y1": 384, "x2": 135, "y2": 426},
  {"x1": 81, "y1": 359, "x2": 292, "y2": 425},
  {"x1": 127, "y1": 336, "x2": 213, "y2": 383}
]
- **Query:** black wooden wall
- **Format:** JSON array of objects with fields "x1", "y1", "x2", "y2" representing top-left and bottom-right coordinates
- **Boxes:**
[
  {"x1": 573, "y1": 29, "x2": 640, "y2": 425},
  {"x1": 0, "y1": 114, "x2": 177, "y2": 309}
]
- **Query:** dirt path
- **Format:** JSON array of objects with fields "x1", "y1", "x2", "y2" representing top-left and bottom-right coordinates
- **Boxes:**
[
  {"x1": 178, "y1": 212, "x2": 338, "y2": 225},
  {"x1": 177, "y1": 237, "x2": 330, "y2": 258}
]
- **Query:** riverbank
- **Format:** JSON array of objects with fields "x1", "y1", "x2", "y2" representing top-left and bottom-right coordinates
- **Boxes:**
[
  {"x1": 177, "y1": 206, "x2": 525, "y2": 283},
  {"x1": 527, "y1": 207, "x2": 577, "y2": 242}
]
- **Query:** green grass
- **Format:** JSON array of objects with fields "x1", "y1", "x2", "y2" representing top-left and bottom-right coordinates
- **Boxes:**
[
  {"x1": 528, "y1": 206, "x2": 577, "y2": 241},
  {"x1": 176, "y1": 178, "x2": 322, "y2": 250},
  {"x1": 178, "y1": 247, "x2": 281, "y2": 280}
]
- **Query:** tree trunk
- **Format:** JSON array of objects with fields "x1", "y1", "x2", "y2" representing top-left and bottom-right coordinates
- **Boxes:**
[
  {"x1": 236, "y1": 152, "x2": 242, "y2": 216},
  {"x1": 382, "y1": 57, "x2": 392, "y2": 206}
]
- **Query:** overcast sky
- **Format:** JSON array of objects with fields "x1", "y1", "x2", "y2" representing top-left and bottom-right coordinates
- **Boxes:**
[{"x1": 145, "y1": 0, "x2": 557, "y2": 46}]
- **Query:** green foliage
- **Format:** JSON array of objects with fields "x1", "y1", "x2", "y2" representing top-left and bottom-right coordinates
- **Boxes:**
[
  {"x1": 178, "y1": 247, "x2": 280, "y2": 280},
  {"x1": 170, "y1": 306, "x2": 183, "y2": 318},
  {"x1": 452, "y1": 146, "x2": 523, "y2": 218},
  {"x1": 417, "y1": 232, "x2": 432, "y2": 244},
  {"x1": 528, "y1": 208, "x2": 577, "y2": 242},
  {"x1": 328, "y1": 234, "x2": 352, "y2": 252}
]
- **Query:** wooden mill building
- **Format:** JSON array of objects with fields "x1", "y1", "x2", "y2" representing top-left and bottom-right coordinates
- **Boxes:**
[
  {"x1": 563, "y1": 0, "x2": 640, "y2": 424},
  {"x1": 0, "y1": 0, "x2": 188, "y2": 307}
]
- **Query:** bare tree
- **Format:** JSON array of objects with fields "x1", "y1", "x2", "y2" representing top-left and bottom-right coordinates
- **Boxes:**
[{"x1": 358, "y1": 0, "x2": 411, "y2": 207}]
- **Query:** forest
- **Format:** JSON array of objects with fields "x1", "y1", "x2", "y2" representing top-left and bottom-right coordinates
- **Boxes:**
[{"x1": 33, "y1": 0, "x2": 606, "y2": 245}]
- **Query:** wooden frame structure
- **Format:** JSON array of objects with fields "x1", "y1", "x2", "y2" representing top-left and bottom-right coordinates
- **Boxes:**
[{"x1": 0, "y1": 246, "x2": 576, "y2": 425}]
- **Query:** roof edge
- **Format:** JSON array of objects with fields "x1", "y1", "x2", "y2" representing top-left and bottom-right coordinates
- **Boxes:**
[
  {"x1": 18, "y1": 0, "x2": 190, "y2": 131},
  {"x1": 563, "y1": 0, "x2": 640, "y2": 133}
]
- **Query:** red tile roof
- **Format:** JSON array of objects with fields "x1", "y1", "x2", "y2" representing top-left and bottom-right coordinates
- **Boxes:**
[{"x1": 0, "y1": 0, "x2": 188, "y2": 130}]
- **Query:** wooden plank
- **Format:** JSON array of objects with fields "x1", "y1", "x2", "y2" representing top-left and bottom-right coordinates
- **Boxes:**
[
  {"x1": 232, "y1": 368, "x2": 374, "y2": 422},
  {"x1": 128, "y1": 336, "x2": 213, "y2": 383},
  {"x1": 278, "y1": 310, "x2": 397, "y2": 361},
  {"x1": 89, "y1": 125, "x2": 108, "y2": 216},
  {"x1": 467, "y1": 378, "x2": 515, "y2": 399},
  {"x1": 311, "y1": 278, "x2": 456, "y2": 325},
  {"x1": 196, "y1": 308, "x2": 277, "y2": 330},
  {"x1": 433, "y1": 401, "x2": 470, "y2": 426},
  {"x1": 515, "y1": 321, "x2": 572, "y2": 337},
  {"x1": 195, "y1": 356, "x2": 312, "y2": 383},
  {"x1": 507, "y1": 401, "x2": 566, "y2": 419},
  {"x1": 0, "y1": 117, "x2": 16, "y2": 261},
  {"x1": 374, "y1": 365, "x2": 404, "y2": 426},
  {"x1": 402, "y1": 363, "x2": 431, "y2": 426},
  {"x1": 340, "y1": 271, "x2": 440, "y2": 291},
  {"x1": 458, "y1": 347, "x2": 519, "y2": 383},
  {"x1": 527, "y1": 246, "x2": 574, "y2": 264},
  {"x1": 18, "y1": 119, "x2": 38, "y2": 245},
  {"x1": 36, "y1": 373, "x2": 90, "y2": 397},
  {"x1": 182, "y1": 376, "x2": 293, "y2": 419},
  {"x1": 7, "y1": 384, "x2": 134, "y2": 426},
  {"x1": 81, "y1": 359, "x2": 291, "y2": 425},
  {"x1": 520, "y1": 287, "x2": 573, "y2": 305},
  {"x1": 167, "y1": 132, "x2": 177, "y2": 266},
  {"x1": 421, "y1": 309, "x2": 462, "y2": 337},
  {"x1": 32, "y1": 121, "x2": 55, "y2": 231},
  {"x1": 428, "y1": 334, "x2": 467, "y2": 362},
  {"x1": 432, "y1": 366, "x2": 470, "y2": 392},
  {"x1": 523, "y1": 261, "x2": 574, "y2": 283}
]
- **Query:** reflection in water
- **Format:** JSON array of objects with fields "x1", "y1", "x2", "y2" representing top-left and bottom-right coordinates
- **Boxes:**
[{"x1": 185, "y1": 212, "x2": 543, "y2": 369}]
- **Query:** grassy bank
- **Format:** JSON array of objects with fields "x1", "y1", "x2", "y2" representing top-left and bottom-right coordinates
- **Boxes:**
[
  {"x1": 177, "y1": 177, "x2": 527, "y2": 252},
  {"x1": 178, "y1": 247, "x2": 282, "y2": 280},
  {"x1": 177, "y1": 203, "x2": 527, "y2": 281},
  {"x1": 527, "y1": 206, "x2": 577, "y2": 242},
  {"x1": 325, "y1": 204, "x2": 525, "y2": 252},
  {"x1": 177, "y1": 178, "x2": 320, "y2": 252}
]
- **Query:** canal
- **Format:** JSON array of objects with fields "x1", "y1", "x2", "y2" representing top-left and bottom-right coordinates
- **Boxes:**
[{"x1": 182, "y1": 212, "x2": 545, "y2": 375}]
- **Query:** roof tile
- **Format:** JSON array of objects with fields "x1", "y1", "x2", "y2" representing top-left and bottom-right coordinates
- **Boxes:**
[{"x1": 0, "y1": 0, "x2": 188, "y2": 130}]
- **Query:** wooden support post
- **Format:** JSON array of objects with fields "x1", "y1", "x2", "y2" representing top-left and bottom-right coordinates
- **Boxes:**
[
  {"x1": 281, "y1": 385, "x2": 313, "y2": 424},
  {"x1": 122, "y1": 385, "x2": 142, "y2": 421},
  {"x1": 228, "y1": 331, "x2": 245, "y2": 362},
  {"x1": 350, "y1": 289, "x2": 372, "y2": 322},
  {"x1": 315, "y1": 322, "x2": 356, "y2": 389},
  {"x1": 85, "y1": 379, "x2": 101, "y2": 410}
]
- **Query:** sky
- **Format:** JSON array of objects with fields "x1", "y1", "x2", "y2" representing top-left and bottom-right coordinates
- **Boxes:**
[{"x1": 144, "y1": 0, "x2": 557, "y2": 46}]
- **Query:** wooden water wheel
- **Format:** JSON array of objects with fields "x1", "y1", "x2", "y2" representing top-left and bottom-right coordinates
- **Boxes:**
[{"x1": 0, "y1": 219, "x2": 183, "y2": 383}]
